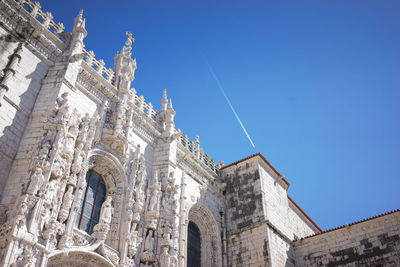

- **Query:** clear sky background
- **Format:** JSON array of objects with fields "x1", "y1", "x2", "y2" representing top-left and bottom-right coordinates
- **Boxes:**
[{"x1": 39, "y1": 0, "x2": 399, "y2": 230}]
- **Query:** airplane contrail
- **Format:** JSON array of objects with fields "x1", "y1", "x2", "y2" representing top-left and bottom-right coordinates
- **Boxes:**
[{"x1": 207, "y1": 64, "x2": 256, "y2": 148}]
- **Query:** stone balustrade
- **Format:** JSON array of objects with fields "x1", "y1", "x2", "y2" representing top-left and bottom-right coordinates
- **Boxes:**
[
  {"x1": 180, "y1": 134, "x2": 224, "y2": 173},
  {"x1": 16, "y1": 0, "x2": 66, "y2": 41},
  {"x1": 132, "y1": 94, "x2": 157, "y2": 120},
  {"x1": 82, "y1": 50, "x2": 115, "y2": 82}
]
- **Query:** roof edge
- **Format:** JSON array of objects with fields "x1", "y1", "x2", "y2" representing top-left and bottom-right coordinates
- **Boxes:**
[
  {"x1": 221, "y1": 153, "x2": 290, "y2": 187},
  {"x1": 288, "y1": 195, "x2": 322, "y2": 232},
  {"x1": 299, "y1": 209, "x2": 400, "y2": 240}
]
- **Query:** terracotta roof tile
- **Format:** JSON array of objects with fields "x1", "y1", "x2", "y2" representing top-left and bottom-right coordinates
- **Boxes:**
[{"x1": 299, "y1": 209, "x2": 400, "y2": 240}]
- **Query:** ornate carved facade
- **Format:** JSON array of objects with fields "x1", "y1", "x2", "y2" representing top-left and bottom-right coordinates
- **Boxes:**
[{"x1": 0, "y1": 1, "x2": 399, "y2": 266}]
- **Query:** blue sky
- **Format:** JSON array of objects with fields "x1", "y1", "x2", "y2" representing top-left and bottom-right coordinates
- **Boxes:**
[{"x1": 39, "y1": 0, "x2": 399, "y2": 230}]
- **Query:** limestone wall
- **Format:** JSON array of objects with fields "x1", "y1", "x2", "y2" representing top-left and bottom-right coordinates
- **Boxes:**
[
  {"x1": 222, "y1": 154, "x2": 319, "y2": 267},
  {"x1": 287, "y1": 199, "x2": 318, "y2": 240},
  {"x1": 294, "y1": 210, "x2": 400, "y2": 267},
  {"x1": 258, "y1": 163, "x2": 316, "y2": 240},
  {"x1": 267, "y1": 227, "x2": 294, "y2": 267},
  {"x1": 227, "y1": 223, "x2": 271, "y2": 266},
  {"x1": 224, "y1": 157, "x2": 265, "y2": 232},
  {"x1": 0, "y1": 27, "x2": 49, "y2": 198}
]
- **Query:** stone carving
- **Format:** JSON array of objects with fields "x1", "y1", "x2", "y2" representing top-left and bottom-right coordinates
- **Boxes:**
[
  {"x1": 127, "y1": 232, "x2": 141, "y2": 258},
  {"x1": 44, "y1": 179, "x2": 58, "y2": 206},
  {"x1": 140, "y1": 229, "x2": 156, "y2": 263},
  {"x1": 170, "y1": 249, "x2": 178, "y2": 267},
  {"x1": 92, "y1": 196, "x2": 113, "y2": 241},
  {"x1": 51, "y1": 155, "x2": 66, "y2": 179},
  {"x1": 148, "y1": 190, "x2": 160, "y2": 213},
  {"x1": 147, "y1": 171, "x2": 161, "y2": 218},
  {"x1": 159, "y1": 247, "x2": 170, "y2": 267},
  {"x1": 58, "y1": 185, "x2": 74, "y2": 223},
  {"x1": 144, "y1": 230, "x2": 154, "y2": 250},
  {"x1": 15, "y1": 198, "x2": 29, "y2": 230},
  {"x1": 113, "y1": 31, "x2": 136, "y2": 91},
  {"x1": 40, "y1": 203, "x2": 51, "y2": 233},
  {"x1": 55, "y1": 92, "x2": 70, "y2": 121},
  {"x1": 26, "y1": 167, "x2": 44, "y2": 195},
  {"x1": 30, "y1": 141, "x2": 51, "y2": 173},
  {"x1": 0, "y1": 43, "x2": 23, "y2": 106},
  {"x1": 99, "y1": 196, "x2": 113, "y2": 225},
  {"x1": 72, "y1": 231, "x2": 91, "y2": 246},
  {"x1": 11, "y1": 244, "x2": 37, "y2": 267},
  {"x1": 43, "y1": 219, "x2": 65, "y2": 250}
]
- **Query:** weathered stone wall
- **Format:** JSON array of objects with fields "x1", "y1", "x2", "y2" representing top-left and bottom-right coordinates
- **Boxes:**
[
  {"x1": 223, "y1": 157, "x2": 270, "y2": 266},
  {"x1": 267, "y1": 227, "x2": 295, "y2": 267},
  {"x1": 294, "y1": 210, "x2": 400, "y2": 267},
  {"x1": 222, "y1": 155, "x2": 319, "y2": 267},
  {"x1": 258, "y1": 164, "x2": 316, "y2": 240},
  {"x1": 224, "y1": 157, "x2": 265, "y2": 232},
  {"x1": 287, "y1": 200, "x2": 318, "y2": 240},
  {"x1": 227, "y1": 223, "x2": 271, "y2": 266}
]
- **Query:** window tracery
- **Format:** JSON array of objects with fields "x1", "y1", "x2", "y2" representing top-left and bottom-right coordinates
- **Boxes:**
[{"x1": 75, "y1": 170, "x2": 106, "y2": 234}]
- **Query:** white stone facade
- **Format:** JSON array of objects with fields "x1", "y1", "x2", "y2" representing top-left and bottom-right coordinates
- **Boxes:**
[{"x1": 0, "y1": 1, "x2": 398, "y2": 266}]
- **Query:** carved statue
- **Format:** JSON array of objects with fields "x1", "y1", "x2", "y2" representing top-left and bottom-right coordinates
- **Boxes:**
[
  {"x1": 160, "y1": 247, "x2": 170, "y2": 267},
  {"x1": 40, "y1": 204, "x2": 51, "y2": 232},
  {"x1": 56, "y1": 92, "x2": 70, "y2": 120},
  {"x1": 144, "y1": 229, "x2": 154, "y2": 252},
  {"x1": 51, "y1": 156, "x2": 66, "y2": 178},
  {"x1": 99, "y1": 196, "x2": 113, "y2": 225},
  {"x1": 43, "y1": 219, "x2": 65, "y2": 249},
  {"x1": 26, "y1": 168, "x2": 44, "y2": 195},
  {"x1": 45, "y1": 179, "x2": 58, "y2": 206},
  {"x1": 15, "y1": 199, "x2": 29, "y2": 229},
  {"x1": 122, "y1": 32, "x2": 134, "y2": 57},
  {"x1": 148, "y1": 190, "x2": 159, "y2": 212},
  {"x1": 11, "y1": 245, "x2": 35, "y2": 267},
  {"x1": 36, "y1": 142, "x2": 51, "y2": 170},
  {"x1": 127, "y1": 233, "x2": 141, "y2": 259},
  {"x1": 58, "y1": 185, "x2": 74, "y2": 223},
  {"x1": 147, "y1": 171, "x2": 160, "y2": 213},
  {"x1": 170, "y1": 250, "x2": 178, "y2": 267},
  {"x1": 64, "y1": 125, "x2": 78, "y2": 158},
  {"x1": 71, "y1": 142, "x2": 85, "y2": 175}
]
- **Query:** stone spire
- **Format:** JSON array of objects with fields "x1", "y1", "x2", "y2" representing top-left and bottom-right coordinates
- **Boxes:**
[
  {"x1": 161, "y1": 89, "x2": 168, "y2": 111},
  {"x1": 113, "y1": 32, "x2": 137, "y2": 92},
  {"x1": 69, "y1": 9, "x2": 86, "y2": 54},
  {"x1": 73, "y1": 9, "x2": 85, "y2": 30},
  {"x1": 163, "y1": 99, "x2": 176, "y2": 136},
  {"x1": 167, "y1": 99, "x2": 174, "y2": 113}
]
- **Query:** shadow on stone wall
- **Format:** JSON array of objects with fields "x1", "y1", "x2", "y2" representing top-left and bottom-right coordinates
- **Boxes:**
[{"x1": 0, "y1": 55, "x2": 48, "y2": 201}]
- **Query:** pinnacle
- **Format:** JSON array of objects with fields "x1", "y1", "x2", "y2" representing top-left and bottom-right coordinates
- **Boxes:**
[{"x1": 168, "y1": 98, "x2": 173, "y2": 110}]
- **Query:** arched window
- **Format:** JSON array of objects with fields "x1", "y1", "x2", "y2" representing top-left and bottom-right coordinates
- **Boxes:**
[
  {"x1": 75, "y1": 170, "x2": 106, "y2": 234},
  {"x1": 187, "y1": 221, "x2": 201, "y2": 267}
]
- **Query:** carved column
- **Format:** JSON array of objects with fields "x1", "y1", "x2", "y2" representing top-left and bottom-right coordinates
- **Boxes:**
[{"x1": 0, "y1": 43, "x2": 23, "y2": 106}]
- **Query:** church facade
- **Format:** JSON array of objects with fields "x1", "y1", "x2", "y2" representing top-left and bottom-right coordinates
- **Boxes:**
[{"x1": 0, "y1": 1, "x2": 398, "y2": 266}]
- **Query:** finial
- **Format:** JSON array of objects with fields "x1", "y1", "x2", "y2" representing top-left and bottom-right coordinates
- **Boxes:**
[
  {"x1": 168, "y1": 99, "x2": 173, "y2": 110},
  {"x1": 81, "y1": 18, "x2": 86, "y2": 29},
  {"x1": 161, "y1": 88, "x2": 168, "y2": 111},
  {"x1": 163, "y1": 88, "x2": 167, "y2": 100},
  {"x1": 72, "y1": 9, "x2": 86, "y2": 38},
  {"x1": 74, "y1": 9, "x2": 83, "y2": 26},
  {"x1": 122, "y1": 31, "x2": 135, "y2": 57}
]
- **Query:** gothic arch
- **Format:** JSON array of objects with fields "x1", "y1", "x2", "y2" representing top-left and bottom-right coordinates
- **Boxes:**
[
  {"x1": 87, "y1": 148, "x2": 127, "y2": 192},
  {"x1": 188, "y1": 203, "x2": 223, "y2": 267},
  {"x1": 47, "y1": 249, "x2": 114, "y2": 267}
]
